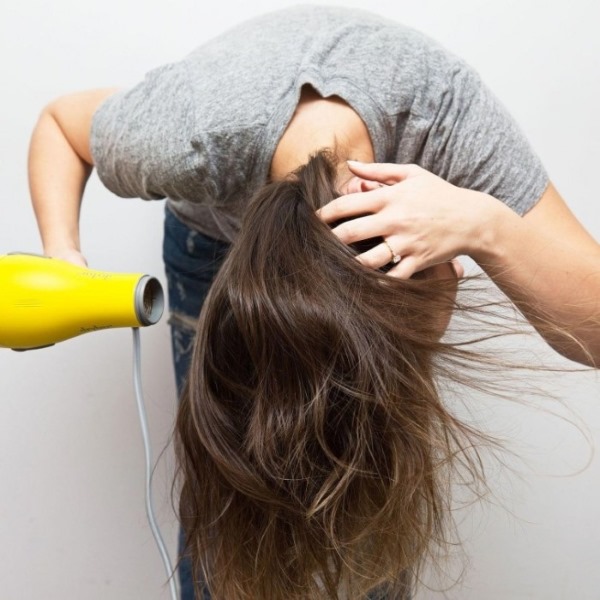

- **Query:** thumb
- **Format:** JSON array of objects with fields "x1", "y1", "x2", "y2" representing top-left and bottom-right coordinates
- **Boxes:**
[{"x1": 347, "y1": 161, "x2": 420, "y2": 185}]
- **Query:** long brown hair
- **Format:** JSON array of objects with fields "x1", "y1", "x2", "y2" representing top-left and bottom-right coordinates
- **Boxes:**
[{"x1": 175, "y1": 152, "x2": 514, "y2": 599}]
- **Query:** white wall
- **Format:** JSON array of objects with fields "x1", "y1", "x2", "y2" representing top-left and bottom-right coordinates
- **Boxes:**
[{"x1": 0, "y1": 0, "x2": 598, "y2": 599}]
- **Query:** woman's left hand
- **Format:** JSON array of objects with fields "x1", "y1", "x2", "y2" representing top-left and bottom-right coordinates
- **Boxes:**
[{"x1": 318, "y1": 161, "x2": 497, "y2": 278}]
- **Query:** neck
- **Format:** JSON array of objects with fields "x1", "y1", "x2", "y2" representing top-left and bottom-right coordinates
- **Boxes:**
[{"x1": 270, "y1": 86, "x2": 374, "y2": 183}]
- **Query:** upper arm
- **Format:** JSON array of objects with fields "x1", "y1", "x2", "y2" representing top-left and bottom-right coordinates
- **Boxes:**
[
  {"x1": 45, "y1": 88, "x2": 120, "y2": 166},
  {"x1": 522, "y1": 182, "x2": 600, "y2": 255}
]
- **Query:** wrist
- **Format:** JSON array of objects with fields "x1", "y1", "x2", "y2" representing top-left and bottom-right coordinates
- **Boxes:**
[
  {"x1": 42, "y1": 240, "x2": 80, "y2": 256},
  {"x1": 463, "y1": 191, "x2": 519, "y2": 266},
  {"x1": 43, "y1": 245, "x2": 87, "y2": 267},
  {"x1": 40, "y1": 225, "x2": 81, "y2": 255},
  {"x1": 42, "y1": 237, "x2": 81, "y2": 257}
]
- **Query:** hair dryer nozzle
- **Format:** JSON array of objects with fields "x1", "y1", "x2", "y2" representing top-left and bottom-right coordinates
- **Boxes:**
[{"x1": 135, "y1": 276, "x2": 165, "y2": 326}]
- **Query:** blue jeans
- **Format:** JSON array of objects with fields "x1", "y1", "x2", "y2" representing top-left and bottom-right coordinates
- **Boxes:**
[
  {"x1": 163, "y1": 207, "x2": 230, "y2": 600},
  {"x1": 162, "y1": 207, "x2": 405, "y2": 600}
]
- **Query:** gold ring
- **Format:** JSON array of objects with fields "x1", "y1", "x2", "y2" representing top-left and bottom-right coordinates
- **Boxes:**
[{"x1": 382, "y1": 239, "x2": 401, "y2": 264}]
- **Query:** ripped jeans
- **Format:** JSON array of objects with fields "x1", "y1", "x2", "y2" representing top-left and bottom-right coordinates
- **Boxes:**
[{"x1": 163, "y1": 206, "x2": 230, "y2": 600}]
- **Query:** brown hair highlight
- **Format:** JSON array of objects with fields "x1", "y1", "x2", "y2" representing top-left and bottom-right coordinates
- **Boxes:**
[{"x1": 174, "y1": 152, "x2": 538, "y2": 599}]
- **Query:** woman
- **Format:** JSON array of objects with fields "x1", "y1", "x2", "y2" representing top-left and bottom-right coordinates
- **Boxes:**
[{"x1": 28, "y1": 6, "x2": 599, "y2": 598}]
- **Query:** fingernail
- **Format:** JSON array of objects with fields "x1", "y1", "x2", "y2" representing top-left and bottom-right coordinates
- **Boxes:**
[{"x1": 347, "y1": 159, "x2": 364, "y2": 166}]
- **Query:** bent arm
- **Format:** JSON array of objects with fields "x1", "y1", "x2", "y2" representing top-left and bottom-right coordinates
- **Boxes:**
[
  {"x1": 28, "y1": 88, "x2": 119, "y2": 263},
  {"x1": 319, "y1": 163, "x2": 600, "y2": 367},
  {"x1": 473, "y1": 183, "x2": 600, "y2": 366}
]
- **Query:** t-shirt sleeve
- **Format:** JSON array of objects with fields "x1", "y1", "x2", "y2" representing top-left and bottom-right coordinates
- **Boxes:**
[
  {"x1": 418, "y1": 60, "x2": 549, "y2": 215},
  {"x1": 90, "y1": 62, "x2": 211, "y2": 202}
]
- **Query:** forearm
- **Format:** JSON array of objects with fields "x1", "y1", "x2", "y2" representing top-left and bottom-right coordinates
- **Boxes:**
[
  {"x1": 28, "y1": 107, "x2": 92, "y2": 255},
  {"x1": 469, "y1": 192, "x2": 600, "y2": 366},
  {"x1": 28, "y1": 88, "x2": 118, "y2": 260}
]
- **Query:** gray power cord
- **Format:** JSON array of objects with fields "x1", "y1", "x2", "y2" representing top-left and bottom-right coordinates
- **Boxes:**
[{"x1": 132, "y1": 327, "x2": 179, "y2": 600}]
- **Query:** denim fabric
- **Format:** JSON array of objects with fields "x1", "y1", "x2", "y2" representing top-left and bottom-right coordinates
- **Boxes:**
[
  {"x1": 163, "y1": 207, "x2": 230, "y2": 600},
  {"x1": 163, "y1": 207, "x2": 230, "y2": 396}
]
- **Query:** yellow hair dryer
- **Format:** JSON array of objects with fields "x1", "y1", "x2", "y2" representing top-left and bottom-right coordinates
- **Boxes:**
[{"x1": 0, "y1": 253, "x2": 164, "y2": 350}]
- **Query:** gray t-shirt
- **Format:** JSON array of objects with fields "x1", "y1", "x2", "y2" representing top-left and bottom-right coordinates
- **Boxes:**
[{"x1": 90, "y1": 5, "x2": 548, "y2": 242}]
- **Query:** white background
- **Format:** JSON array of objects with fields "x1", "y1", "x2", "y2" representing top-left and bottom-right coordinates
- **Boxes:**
[{"x1": 1, "y1": 0, "x2": 599, "y2": 599}]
